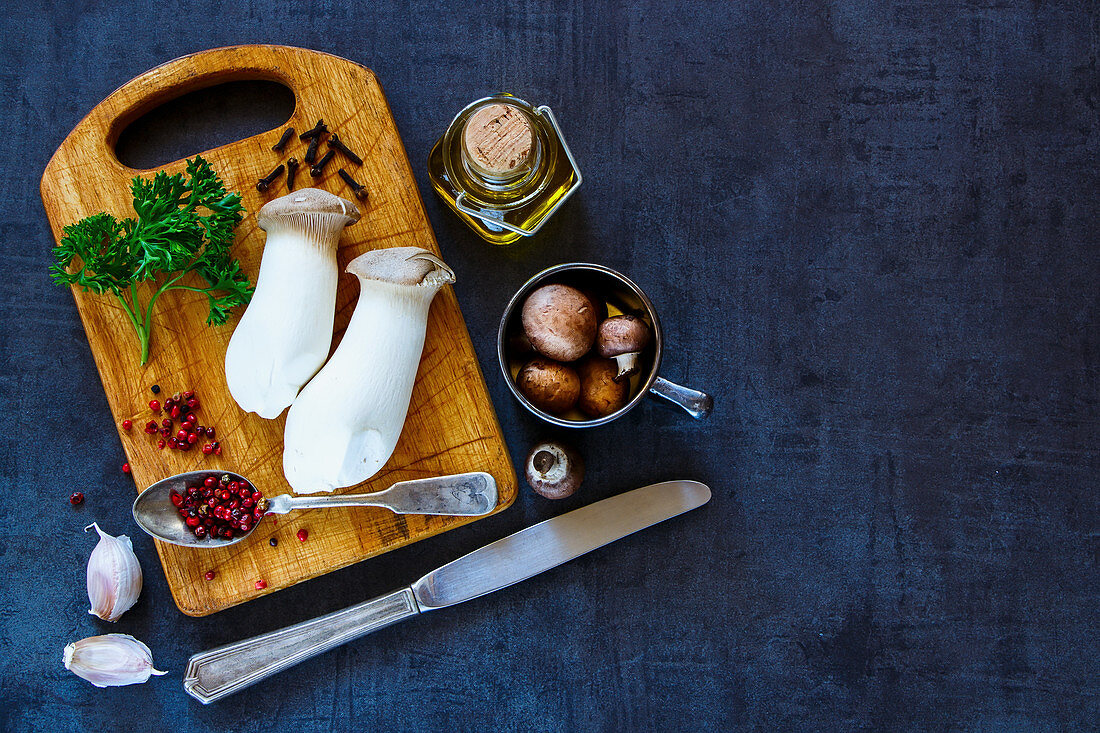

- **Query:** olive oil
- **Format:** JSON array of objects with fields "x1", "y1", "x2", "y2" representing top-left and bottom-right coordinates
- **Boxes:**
[{"x1": 428, "y1": 94, "x2": 582, "y2": 245}]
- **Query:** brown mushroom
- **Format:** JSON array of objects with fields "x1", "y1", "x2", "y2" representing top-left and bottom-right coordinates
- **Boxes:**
[
  {"x1": 596, "y1": 314, "x2": 651, "y2": 382},
  {"x1": 516, "y1": 358, "x2": 580, "y2": 414},
  {"x1": 520, "y1": 284, "x2": 598, "y2": 362},
  {"x1": 577, "y1": 356, "x2": 630, "y2": 418},
  {"x1": 525, "y1": 441, "x2": 584, "y2": 499}
]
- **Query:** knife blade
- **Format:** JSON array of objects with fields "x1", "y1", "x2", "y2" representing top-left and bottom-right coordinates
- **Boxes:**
[
  {"x1": 184, "y1": 480, "x2": 710, "y2": 703},
  {"x1": 412, "y1": 479, "x2": 711, "y2": 609}
]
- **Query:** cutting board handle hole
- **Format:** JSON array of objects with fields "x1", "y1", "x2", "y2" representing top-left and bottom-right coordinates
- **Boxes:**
[{"x1": 114, "y1": 80, "x2": 295, "y2": 170}]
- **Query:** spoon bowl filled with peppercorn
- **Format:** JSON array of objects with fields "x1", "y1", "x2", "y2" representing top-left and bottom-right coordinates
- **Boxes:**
[
  {"x1": 133, "y1": 470, "x2": 498, "y2": 548},
  {"x1": 132, "y1": 471, "x2": 265, "y2": 548}
]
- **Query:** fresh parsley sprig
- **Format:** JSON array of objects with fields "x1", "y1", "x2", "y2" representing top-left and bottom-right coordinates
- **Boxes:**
[{"x1": 50, "y1": 156, "x2": 253, "y2": 365}]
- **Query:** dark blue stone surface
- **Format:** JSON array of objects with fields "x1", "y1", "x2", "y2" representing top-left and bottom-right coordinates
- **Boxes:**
[{"x1": 1, "y1": 1, "x2": 1097, "y2": 730}]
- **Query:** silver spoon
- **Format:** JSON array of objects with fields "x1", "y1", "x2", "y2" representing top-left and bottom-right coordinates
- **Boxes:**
[{"x1": 132, "y1": 470, "x2": 498, "y2": 549}]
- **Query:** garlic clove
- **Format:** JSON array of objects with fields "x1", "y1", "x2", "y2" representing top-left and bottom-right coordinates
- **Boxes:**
[
  {"x1": 63, "y1": 634, "x2": 167, "y2": 688},
  {"x1": 85, "y1": 522, "x2": 143, "y2": 622}
]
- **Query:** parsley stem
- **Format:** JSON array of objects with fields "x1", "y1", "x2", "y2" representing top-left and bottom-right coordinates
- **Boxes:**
[{"x1": 115, "y1": 287, "x2": 150, "y2": 365}]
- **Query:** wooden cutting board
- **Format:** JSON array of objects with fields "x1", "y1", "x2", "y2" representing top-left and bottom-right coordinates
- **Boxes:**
[{"x1": 40, "y1": 45, "x2": 517, "y2": 616}]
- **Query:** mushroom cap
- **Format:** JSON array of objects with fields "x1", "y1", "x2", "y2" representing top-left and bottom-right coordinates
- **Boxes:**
[
  {"x1": 524, "y1": 441, "x2": 584, "y2": 499},
  {"x1": 258, "y1": 187, "x2": 360, "y2": 228},
  {"x1": 257, "y1": 188, "x2": 361, "y2": 250},
  {"x1": 346, "y1": 247, "x2": 455, "y2": 287},
  {"x1": 577, "y1": 356, "x2": 630, "y2": 418},
  {"x1": 516, "y1": 358, "x2": 580, "y2": 414},
  {"x1": 596, "y1": 314, "x2": 651, "y2": 358},
  {"x1": 521, "y1": 284, "x2": 598, "y2": 362}
]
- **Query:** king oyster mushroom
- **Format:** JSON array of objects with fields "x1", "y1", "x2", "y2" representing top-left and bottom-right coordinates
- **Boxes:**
[
  {"x1": 282, "y1": 247, "x2": 455, "y2": 493},
  {"x1": 521, "y1": 284, "x2": 597, "y2": 362},
  {"x1": 225, "y1": 189, "x2": 360, "y2": 419},
  {"x1": 596, "y1": 314, "x2": 651, "y2": 381}
]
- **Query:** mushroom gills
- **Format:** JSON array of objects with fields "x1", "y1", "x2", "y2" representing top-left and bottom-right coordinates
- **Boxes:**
[
  {"x1": 282, "y1": 247, "x2": 454, "y2": 493},
  {"x1": 524, "y1": 441, "x2": 584, "y2": 499}
]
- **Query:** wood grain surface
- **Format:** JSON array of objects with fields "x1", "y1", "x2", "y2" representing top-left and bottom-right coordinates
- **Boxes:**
[{"x1": 39, "y1": 45, "x2": 517, "y2": 616}]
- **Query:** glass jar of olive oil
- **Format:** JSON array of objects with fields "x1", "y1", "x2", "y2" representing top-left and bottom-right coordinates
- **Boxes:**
[{"x1": 428, "y1": 94, "x2": 582, "y2": 246}]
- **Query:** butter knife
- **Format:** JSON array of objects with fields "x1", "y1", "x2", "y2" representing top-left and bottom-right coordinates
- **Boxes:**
[{"x1": 184, "y1": 479, "x2": 711, "y2": 703}]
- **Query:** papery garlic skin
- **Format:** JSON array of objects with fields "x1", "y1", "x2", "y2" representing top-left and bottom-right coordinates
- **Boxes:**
[
  {"x1": 283, "y1": 247, "x2": 455, "y2": 493},
  {"x1": 225, "y1": 189, "x2": 360, "y2": 419},
  {"x1": 64, "y1": 634, "x2": 167, "y2": 688},
  {"x1": 86, "y1": 522, "x2": 142, "y2": 622}
]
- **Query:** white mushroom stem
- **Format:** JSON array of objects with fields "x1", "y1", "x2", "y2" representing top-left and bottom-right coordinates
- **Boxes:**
[
  {"x1": 612, "y1": 352, "x2": 640, "y2": 381},
  {"x1": 224, "y1": 190, "x2": 359, "y2": 419},
  {"x1": 282, "y1": 247, "x2": 455, "y2": 494}
]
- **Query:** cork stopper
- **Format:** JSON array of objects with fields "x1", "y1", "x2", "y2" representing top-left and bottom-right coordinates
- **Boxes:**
[{"x1": 462, "y1": 103, "x2": 534, "y2": 177}]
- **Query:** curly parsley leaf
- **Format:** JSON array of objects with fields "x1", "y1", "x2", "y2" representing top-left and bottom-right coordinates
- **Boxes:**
[{"x1": 50, "y1": 156, "x2": 252, "y2": 364}]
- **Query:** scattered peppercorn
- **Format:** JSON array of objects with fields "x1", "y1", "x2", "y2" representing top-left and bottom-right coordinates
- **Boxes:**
[
  {"x1": 150, "y1": 384, "x2": 160, "y2": 394},
  {"x1": 204, "y1": 570, "x2": 216, "y2": 581},
  {"x1": 255, "y1": 579, "x2": 267, "y2": 590},
  {"x1": 269, "y1": 537, "x2": 278, "y2": 547},
  {"x1": 70, "y1": 492, "x2": 84, "y2": 506},
  {"x1": 296, "y1": 528, "x2": 309, "y2": 542},
  {"x1": 128, "y1": 387, "x2": 224, "y2": 459},
  {"x1": 122, "y1": 462, "x2": 131, "y2": 474}
]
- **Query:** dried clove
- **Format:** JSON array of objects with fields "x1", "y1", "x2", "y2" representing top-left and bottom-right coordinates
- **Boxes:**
[
  {"x1": 304, "y1": 136, "x2": 321, "y2": 165},
  {"x1": 64, "y1": 634, "x2": 167, "y2": 688},
  {"x1": 328, "y1": 133, "x2": 363, "y2": 166},
  {"x1": 310, "y1": 150, "x2": 336, "y2": 177},
  {"x1": 338, "y1": 168, "x2": 368, "y2": 200},
  {"x1": 299, "y1": 119, "x2": 328, "y2": 140},
  {"x1": 286, "y1": 158, "x2": 300, "y2": 191},
  {"x1": 256, "y1": 163, "x2": 285, "y2": 193},
  {"x1": 272, "y1": 127, "x2": 296, "y2": 152}
]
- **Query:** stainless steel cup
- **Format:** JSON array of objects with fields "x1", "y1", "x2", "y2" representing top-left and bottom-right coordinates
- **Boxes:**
[{"x1": 497, "y1": 263, "x2": 713, "y2": 427}]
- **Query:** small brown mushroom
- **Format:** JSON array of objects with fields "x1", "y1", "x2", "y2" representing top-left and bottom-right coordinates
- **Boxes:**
[
  {"x1": 521, "y1": 284, "x2": 598, "y2": 362},
  {"x1": 525, "y1": 441, "x2": 584, "y2": 499},
  {"x1": 577, "y1": 356, "x2": 630, "y2": 418},
  {"x1": 596, "y1": 315, "x2": 651, "y2": 382},
  {"x1": 516, "y1": 358, "x2": 580, "y2": 414}
]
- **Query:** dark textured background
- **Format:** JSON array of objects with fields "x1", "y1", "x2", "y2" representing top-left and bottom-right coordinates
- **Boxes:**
[{"x1": 2, "y1": 1, "x2": 1097, "y2": 731}]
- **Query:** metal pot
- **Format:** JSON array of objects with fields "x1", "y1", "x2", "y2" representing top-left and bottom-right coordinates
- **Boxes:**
[{"x1": 497, "y1": 263, "x2": 713, "y2": 427}]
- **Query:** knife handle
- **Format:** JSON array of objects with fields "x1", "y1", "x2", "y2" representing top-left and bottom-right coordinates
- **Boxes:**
[{"x1": 183, "y1": 587, "x2": 420, "y2": 704}]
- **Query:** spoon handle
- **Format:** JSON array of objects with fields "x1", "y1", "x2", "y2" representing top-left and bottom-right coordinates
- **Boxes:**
[
  {"x1": 274, "y1": 472, "x2": 497, "y2": 516},
  {"x1": 272, "y1": 493, "x2": 389, "y2": 512},
  {"x1": 184, "y1": 587, "x2": 419, "y2": 704}
]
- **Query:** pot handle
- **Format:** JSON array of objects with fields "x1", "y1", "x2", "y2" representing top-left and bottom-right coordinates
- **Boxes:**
[{"x1": 648, "y1": 377, "x2": 713, "y2": 419}]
